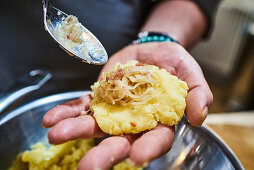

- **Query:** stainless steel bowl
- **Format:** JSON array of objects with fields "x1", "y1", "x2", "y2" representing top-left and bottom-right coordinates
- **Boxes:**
[{"x1": 0, "y1": 91, "x2": 244, "y2": 170}]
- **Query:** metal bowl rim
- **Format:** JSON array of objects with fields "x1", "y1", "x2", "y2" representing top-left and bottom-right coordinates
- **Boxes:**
[
  {"x1": 0, "y1": 91, "x2": 89, "y2": 125},
  {"x1": 202, "y1": 124, "x2": 244, "y2": 169},
  {"x1": 0, "y1": 90, "x2": 244, "y2": 169}
]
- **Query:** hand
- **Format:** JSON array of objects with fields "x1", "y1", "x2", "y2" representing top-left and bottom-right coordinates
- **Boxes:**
[{"x1": 42, "y1": 42, "x2": 213, "y2": 170}]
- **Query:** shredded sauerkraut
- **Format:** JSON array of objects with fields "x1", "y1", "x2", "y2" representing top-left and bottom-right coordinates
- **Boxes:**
[
  {"x1": 93, "y1": 64, "x2": 157, "y2": 106},
  {"x1": 90, "y1": 61, "x2": 188, "y2": 135},
  {"x1": 54, "y1": 15, "x2": 83, "y2": 47}
]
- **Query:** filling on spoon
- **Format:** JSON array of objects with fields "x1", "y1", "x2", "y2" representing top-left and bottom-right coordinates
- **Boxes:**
[{"x1": 54, "y1": 15, "x2": 105, "y2": 64}]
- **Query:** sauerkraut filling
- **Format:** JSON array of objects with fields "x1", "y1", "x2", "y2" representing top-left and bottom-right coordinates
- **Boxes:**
[
  {"x1": 54, "y1": 15, "x2": 91, "y2": 62},
  {"x1": 54, "y1": 15, "x2": 107, "y2": 64},
  {"x1": 54, "y1": 15, "x2": 84, "y2": 49},
  {"x1": 90, "y1": 61, "x2": 188, "y2": 135},
  {"x1": 93, "y1": 64, "x2": 157, "y2": 106}
]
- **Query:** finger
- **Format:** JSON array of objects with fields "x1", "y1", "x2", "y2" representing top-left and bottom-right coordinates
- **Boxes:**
[
  {"x1": 78, "y1": 136, "x2": 135, "y2": 170},
  {"x1": 176, "y1": 55, "x2": 213, "y2": 126},
  {"x1": 137, "y1": 43, "x2": 213, "y2": 126},
  {"x1": 129, "y1": 124, "x2": 174, "y2": 166},
  {"x1": 167, "y1": 45, "x2": 213, "y2": 126},
  {"x1": 48, "y1": 115, "x2": 104, "y2": 144},
  {"x1": 185, "y1": 85, "x2": 212, "y2": 126},
  {"x1": 42, "y1": 94, "x2": 92, "y2": 128}
]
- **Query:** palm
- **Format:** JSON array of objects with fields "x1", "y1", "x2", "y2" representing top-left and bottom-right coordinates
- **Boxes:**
[{"x1": 43, "y1": 42, "x2": 212, "y2": 170}]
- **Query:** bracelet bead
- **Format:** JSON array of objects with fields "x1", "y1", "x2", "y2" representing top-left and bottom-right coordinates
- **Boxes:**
[{"x1": 131, "y1": 31, "x2": 179, "y2": 45}]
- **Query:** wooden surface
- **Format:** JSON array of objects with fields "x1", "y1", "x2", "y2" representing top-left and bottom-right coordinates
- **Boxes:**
[{"x1": 205, "y1": 112, "x2": 254, "y2": 170}]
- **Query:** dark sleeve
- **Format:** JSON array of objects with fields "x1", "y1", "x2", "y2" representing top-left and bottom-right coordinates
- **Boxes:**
[{"x1": 191, "y1": 0, "x2": 221, "y2": 38}]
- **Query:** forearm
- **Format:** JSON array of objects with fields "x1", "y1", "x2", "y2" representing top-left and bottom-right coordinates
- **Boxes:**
[{"x1": 141, "y1": 0, "x2": 207, "y2": 48}]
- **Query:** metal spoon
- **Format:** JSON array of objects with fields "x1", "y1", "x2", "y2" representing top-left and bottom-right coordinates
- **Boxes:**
[{"x1": 42, "y1": 0, "x2": 108, "y2": 65}]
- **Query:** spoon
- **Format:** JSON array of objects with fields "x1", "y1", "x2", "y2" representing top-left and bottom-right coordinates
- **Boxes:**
[{"x1": 42, "y1": 0, "x2": 108, "y2": 65}]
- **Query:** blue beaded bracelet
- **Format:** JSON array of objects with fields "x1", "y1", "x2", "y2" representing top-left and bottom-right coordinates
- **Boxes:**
[{"x1": 132, "y1": 31, "x2": 179, "y2": 44}]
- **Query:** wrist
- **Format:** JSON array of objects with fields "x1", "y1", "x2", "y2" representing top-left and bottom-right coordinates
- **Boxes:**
[
  {"x1": 140, "y1": 1, "x2": 207, "y2": 48},
  {"x1": 132, "y1": 31, "x2": 179, "y2": 45}
]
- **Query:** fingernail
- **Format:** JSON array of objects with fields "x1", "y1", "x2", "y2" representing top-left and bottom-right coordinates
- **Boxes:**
[
  {"x1": 94, "y1": 167, "x2": 102, "y2": 170},
  {"x1": 141, "y1": 162, "x2": 149, "y2": 167},
  {"x1": 127, "y1": 158, "x2": 136, "y2": 166},
  {"x1": 127, "y1": 158, "x2": 149, "y2": 168},
  {"x1": 42, "y1": 122, "x2": 46, "y2": 128},
  {"x1": 202, "y1": 106, "x2": 208, "y2": 122}
]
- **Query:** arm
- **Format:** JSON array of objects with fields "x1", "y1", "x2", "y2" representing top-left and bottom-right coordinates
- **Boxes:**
[{"x1": 141, "y1": 0, "x2": 207, "y2": 48}]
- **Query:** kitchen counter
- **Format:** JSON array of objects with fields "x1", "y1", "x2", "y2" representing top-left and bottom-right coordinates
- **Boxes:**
[{"x1": 205, "y1": 112, "x2": 254, "y2": 170}]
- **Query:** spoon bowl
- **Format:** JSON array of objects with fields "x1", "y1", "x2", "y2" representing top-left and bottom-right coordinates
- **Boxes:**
[{"x1": 42, "y1": 0, "x2": 108, "y2": 65}]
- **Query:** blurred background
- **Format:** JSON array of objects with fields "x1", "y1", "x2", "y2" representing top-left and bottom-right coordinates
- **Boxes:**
[
  {"x1": 0, "y1": 0, "x2": 253, "y2": 169},
  {"x1": 190, "y1": 1, "x2": 254, "y2": 169},
  {"x1": 190, "y1": 0, "x2": 254, "y2": 113}
]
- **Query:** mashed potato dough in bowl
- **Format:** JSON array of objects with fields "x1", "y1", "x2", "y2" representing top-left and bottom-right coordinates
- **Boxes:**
[
  {"x1": 90, "y1": 61, "x2": 188, "y2": 135},
  {"x1": 10, "y1": 139, "x2": 141, "y2": 170}
]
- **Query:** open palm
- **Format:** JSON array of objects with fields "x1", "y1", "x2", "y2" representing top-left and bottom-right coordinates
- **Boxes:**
[{"x1": 43, "y1": 42, "x2": 213, "y2": 170}]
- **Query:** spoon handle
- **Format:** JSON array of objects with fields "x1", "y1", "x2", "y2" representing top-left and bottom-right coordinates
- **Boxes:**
[
  {"x1": 0, "y1": 70, "x2": 52, "y2": 115},
  {"x1": 42, "y1": 0, "x2": 49, "y2": 9}
]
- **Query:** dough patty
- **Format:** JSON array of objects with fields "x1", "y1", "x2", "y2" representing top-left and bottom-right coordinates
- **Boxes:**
[{"x1": 90, "y1": 61, "x2": 188, "y2": 135}]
